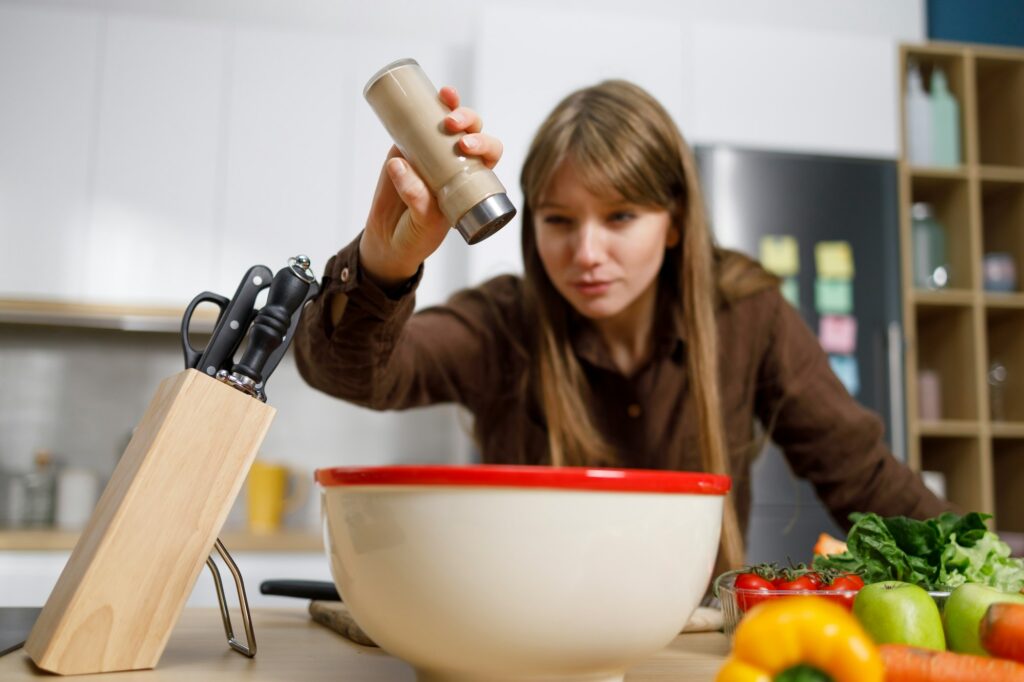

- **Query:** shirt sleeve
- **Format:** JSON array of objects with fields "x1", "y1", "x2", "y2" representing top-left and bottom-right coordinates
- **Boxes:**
[
  {"x1": 293, "y1": 232, "x2": 509, "y2": 414},
  {"x1": 753, "y1": 290, "x2": 954, "y2": 529}
]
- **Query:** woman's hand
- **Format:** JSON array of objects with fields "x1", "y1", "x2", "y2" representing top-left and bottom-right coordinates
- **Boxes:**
[{"x1": 358, "y1": 86, "x2": 504, "y2": 290}]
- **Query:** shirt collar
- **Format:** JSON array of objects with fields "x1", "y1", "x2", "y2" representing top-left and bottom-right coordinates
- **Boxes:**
[{"x1": 569, "y1": 291, "x2": 686, "y2": 373}]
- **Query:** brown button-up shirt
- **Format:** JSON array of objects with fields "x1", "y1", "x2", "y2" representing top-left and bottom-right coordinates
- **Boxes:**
[{"x1": 295, "y1": 235, "x2": 951, "y2": 551}]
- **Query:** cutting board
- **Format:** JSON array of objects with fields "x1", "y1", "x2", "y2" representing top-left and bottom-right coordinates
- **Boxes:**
[{"x1": 308, "y1": 601, "x2": 723, "y2": 648}]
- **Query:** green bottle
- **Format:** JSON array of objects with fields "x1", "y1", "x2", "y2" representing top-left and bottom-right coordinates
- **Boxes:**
[{"x1": 931, "y1": 68, "x2": 961, "y2": 167}]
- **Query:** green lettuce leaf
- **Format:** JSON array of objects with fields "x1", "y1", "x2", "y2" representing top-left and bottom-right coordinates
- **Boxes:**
[{"x1": 812, "y1": 511, "x2": 1024, "y2": 591}]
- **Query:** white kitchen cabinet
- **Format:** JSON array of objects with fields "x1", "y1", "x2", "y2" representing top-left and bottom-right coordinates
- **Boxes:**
[
  {"x1": 0, "y1": 5, "x2": 99, "y2": 301},
  {"x1": 0, "y1": 550, "x2": 331, "y2": 608},
  {"x1": 214, "y1": 28, "x2": 351, "y2": 295},
  {"x1": 83, "y1": 14, "x2": 226, "y2": 306}
]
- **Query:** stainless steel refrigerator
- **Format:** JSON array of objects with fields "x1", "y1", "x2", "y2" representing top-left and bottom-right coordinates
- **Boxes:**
[{"x1": 696, "y1": 146, "x2": 904, "y2": 565}]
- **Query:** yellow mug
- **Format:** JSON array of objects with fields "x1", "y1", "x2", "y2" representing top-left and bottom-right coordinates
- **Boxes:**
[{"x1": 246, "y1": 460, "x2": 309, "y2": 534}]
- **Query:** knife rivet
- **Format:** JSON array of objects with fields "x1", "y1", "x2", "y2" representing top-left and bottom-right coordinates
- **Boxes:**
[
  {"x1": 230, "y1": 320, "x2": 240, "y2": 330},
  {"x1": 206, "y1": 366, "x2": 216, "y2": 375},
  {"x1": 253, "y1": 276, "x2": 264, "y2": 286}
]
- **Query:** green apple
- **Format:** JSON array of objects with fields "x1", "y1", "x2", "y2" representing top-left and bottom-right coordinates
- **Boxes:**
[
  {"x1": 853, "y1": 581, "x2": 946, "y2": 650},
  {"x1": 944, "y1": 583, "x2": 1024, "y2": 655}
]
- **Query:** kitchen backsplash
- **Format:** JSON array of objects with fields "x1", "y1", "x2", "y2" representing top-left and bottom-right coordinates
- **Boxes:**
[{"x1": 0, "y1": 323, "x2": 473, "y2": 529}]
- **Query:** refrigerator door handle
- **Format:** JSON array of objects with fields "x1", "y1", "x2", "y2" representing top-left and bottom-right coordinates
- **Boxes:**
[{"x1": 888, "y1": 321, "x2": 907, "y2": 462}]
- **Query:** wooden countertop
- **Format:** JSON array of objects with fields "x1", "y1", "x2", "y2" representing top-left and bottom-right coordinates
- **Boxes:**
[{"x1": 0, "y1": 608, "x2": 730, "y2": 680}]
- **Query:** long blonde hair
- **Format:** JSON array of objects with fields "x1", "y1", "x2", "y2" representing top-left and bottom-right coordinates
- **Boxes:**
[{"x1": 517, "y1": 80, "x2": 773, "y2": 569}]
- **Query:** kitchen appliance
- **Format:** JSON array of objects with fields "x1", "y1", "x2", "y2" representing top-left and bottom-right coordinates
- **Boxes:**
[
  {"x1": 696, "y1": 147, "x2": 903, "y2": 564},
  {"x1": 364, "y1": 58, "x2": 516, "y2": 244},
  {"x1": 317, "y1": 464, "x2": 729, "y2": 682},
  {"x1": 0, "y1": 608, "x2": 40, "y2": 658},
  {"x1": 24, "y1": 256, "x2": 319, "y2": 675}
]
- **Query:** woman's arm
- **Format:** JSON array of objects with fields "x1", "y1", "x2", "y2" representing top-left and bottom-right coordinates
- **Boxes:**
[
  {"x1": 753, "y1": 290, "x2": 954, "y2": 528},
  {"x1": 293, "y1": 234, "x2": 516, "y2": 413},
  {"x1": 294, "y1": 86, "x2": 509, "y2": 413}
]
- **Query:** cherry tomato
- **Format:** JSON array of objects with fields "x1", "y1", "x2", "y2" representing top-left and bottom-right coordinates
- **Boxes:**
[
  {"x1": 734, "y1": 572, "x2": 774, "y2": 611},
  {"x1": 802, "y1": 571, "x2": 826, "y2": 589},
  {"x1": 824, "y1": 575, "x2": 863, "y2": 609},
  {"x1": 839, "y1": 573, "x2": 865, "y2": 590},
  {"x1": 773, "y1": 575, "x2": 818, "y2": 591}
]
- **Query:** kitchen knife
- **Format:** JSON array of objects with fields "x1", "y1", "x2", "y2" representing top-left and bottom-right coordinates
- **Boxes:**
[
  {"x1": 259, "y1": 579, "x2": 341, "y2": 602},
  {"x1": 195, "y1": 265, "x2": 274, "y2": 377},
  {"x1": 218, "y1": 255, "x2": 318, "y2": 401}
]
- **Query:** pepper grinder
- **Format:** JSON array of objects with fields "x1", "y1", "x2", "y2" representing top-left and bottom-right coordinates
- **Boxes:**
[{"x1": 364, "y1": 58, "x2": 516, "y2": 245}]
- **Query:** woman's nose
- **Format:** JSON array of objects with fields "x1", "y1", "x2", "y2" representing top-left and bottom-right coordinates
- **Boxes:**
[{"x1": 572, "y1": 223, "x2": 604, "y2": 268}]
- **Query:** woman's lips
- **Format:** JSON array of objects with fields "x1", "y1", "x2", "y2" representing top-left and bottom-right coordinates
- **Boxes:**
[{"x1": 572, "y1": 280, "x2": 613, "y2": 296}]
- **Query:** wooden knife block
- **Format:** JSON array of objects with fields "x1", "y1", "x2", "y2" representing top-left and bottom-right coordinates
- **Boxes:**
[{"x1": 25, "y1": 369, "x2": 276, "y2": 675}]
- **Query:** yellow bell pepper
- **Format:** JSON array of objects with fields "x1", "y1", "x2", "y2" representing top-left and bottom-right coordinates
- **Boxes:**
[{"x1": 715, "y1": 596, "x2": 883, "y2": 682}]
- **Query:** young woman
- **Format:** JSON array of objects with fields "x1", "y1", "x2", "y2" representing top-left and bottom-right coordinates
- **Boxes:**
[{"x1": 294, "y1": 80, "x2": 950, "y2": 570}]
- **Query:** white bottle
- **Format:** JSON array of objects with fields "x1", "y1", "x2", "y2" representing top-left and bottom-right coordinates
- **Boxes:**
[
  {"x1": 905, "y1": 63, "x2": 932, "y2": 166},
  {"x1": 931, "y1": 67, "x2": 961, "y2": 167}
]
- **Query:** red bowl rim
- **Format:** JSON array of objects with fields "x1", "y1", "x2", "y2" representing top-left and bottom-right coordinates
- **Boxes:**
[{"x1": 315, "y1": 464, "x2": 731, "y2": 495}]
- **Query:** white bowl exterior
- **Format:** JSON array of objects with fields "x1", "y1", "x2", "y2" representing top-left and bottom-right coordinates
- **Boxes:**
[{"x1": 321, "y1": 486, "x2": 723, "y2": 679}]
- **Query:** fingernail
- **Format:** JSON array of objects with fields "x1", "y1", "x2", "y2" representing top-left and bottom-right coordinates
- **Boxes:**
[
  {"x1": 462, "y1": 135, "x2": 478, "y2": 150},
  {"x1": 389, "y1": 158, "x2": 406, "y2": 176},
  {"x1": 447, "y1": 111, "x2": 464, "y2": 126}
]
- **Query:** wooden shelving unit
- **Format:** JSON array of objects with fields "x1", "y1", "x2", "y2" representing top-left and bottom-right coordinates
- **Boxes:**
[{"x1": 900, "y1": 42, "x2": 1024, "y2": 531}]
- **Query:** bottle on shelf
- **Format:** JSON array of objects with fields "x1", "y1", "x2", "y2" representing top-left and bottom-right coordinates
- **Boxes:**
[
  {"x1": 905, "y1": 62, "x2": 933, "y2": 166},
  {"x1": 911, "y1": 202, "x2": 950, "y2": 289},
  {"x1": 21, "y1": 449, "x2": 57, "y2": 527},
  {"x1": 931, "y1": 67, "x2": 961, "y2": 167}
]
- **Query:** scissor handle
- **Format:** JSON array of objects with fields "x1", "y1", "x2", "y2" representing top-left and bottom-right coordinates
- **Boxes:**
[{"x1": 181, "y1": 291, "x2": 230, "y2": 369}]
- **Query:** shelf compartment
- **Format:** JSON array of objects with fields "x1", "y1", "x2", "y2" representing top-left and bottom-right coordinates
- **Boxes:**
[
  {"x1": 976, "y1": 57, "x2": 1024, "y2": 168},
  {"x1": 986, "y1": 307, "x2": 1024, "y2": 422},
  {"x1": 993, "y1": 438, "x2": 1024, "y2": 532},
  {"x1": 980, "y1": 179, "x2": 1024, "y2": 294},
  {"x1": 902, "y1": 49, "x2": 969, "y2": 167},
  {"x1": 914, "y1": 303, "x2": 978, "y2": 421},
  {"x1": 910, "y1": 175, "x2": 974, "y2": 290},
  {"x1": 913, "y1": 289, "x2": 976, "y2": 306},
  {"x1": 920, "y1": 436, "x2": 984, "y2": 512}
]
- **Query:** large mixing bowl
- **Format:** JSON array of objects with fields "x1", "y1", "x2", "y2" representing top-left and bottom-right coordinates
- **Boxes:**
[{"x1": 316, "y1": 465, "x2": 729, "y2": 682}]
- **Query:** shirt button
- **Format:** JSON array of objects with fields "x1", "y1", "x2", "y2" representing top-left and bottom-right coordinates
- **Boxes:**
[
  {"x1": 339, "y1": 267, "x2": 350, "y2": 283},
  {"x1": 627, "y1": 403, "x2": 642, "y2": 418}
]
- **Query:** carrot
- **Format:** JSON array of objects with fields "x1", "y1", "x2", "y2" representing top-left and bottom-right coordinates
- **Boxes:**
[
  {"x1": 813, "y1": 532, "x2": 847, "y2": 557},
  {"x1": 879, "y1": 643, "x2": 1024, "y2": 682},
  {"x1": 981, "y1": 602, "x2": 1024, "y2": 663}
]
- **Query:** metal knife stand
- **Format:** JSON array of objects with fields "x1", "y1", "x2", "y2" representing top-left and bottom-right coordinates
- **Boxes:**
[{"x1": 207, "y1": 538, "x2": 257, "y2": 657}]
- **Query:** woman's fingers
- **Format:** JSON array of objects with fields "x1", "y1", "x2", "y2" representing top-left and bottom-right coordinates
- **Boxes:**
[
  {"x1": 439, "y1": 86, "x2": 460, "y2": 111},
  {"x1": 459, "y1": 133, "x2": 503, "y2": 169},
  {"x1": 385, "y1": 158, "x2": 446, "y2": 230},
  {"x1": 445, "y1": 106, "x2": 483, "y2": 134}
]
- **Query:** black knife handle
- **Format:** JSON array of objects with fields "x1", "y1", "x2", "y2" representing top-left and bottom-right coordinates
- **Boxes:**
[
  {"x1": 196, "y1": 265, "x2": 273, "y2": 376},
  {"x1": 231, "y1": 264, "x2": 312, "y2": 385},
  {"x1": 259, "y1": 579, "x2": 341, "y2": 602}
]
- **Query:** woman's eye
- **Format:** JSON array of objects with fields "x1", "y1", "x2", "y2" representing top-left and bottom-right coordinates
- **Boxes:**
[
  {"x1": 542, "y1": 215, "x2": 572, "y2": 226},
  {"x1": 609, "y1": 211, "x2": 636, "y2": 223}
]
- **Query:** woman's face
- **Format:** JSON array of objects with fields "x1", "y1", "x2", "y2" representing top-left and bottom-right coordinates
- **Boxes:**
[{"x1": 533, "y1": 158, "x2": 679, "y2": 323}]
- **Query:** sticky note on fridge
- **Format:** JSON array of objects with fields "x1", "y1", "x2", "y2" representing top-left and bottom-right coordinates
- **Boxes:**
[
  {"x1": 819, "y1": 315, "x2": 858, "y2": 354},
  {"x1": 815, "y1": 241, "x2": 854, "y2": 279},
  {"x1": 780, "y1": 277, "x2": 800, "y2": 307},
  {"x1": 829, "y1": 354, "x2": 860, "y2": 396},
  {"x1": 815, "y1": 279, "x2": 853, "y2": 315},
  {"x1": 760, "y1": 236, "x2": 800, "y2": 277}
]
